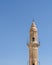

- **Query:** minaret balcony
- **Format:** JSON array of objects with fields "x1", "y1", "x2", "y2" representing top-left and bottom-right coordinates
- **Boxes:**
[{"x1": 27, "y1": 42, "x2": 40, "y2": 48}]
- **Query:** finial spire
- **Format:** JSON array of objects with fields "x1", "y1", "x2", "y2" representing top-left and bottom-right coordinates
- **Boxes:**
[
  {"x1": 31, "y1": 19, "x2": 36, "y2": 27},
  {"x1": 30, "y1": 20, "x2": 37, "y2": 32}
]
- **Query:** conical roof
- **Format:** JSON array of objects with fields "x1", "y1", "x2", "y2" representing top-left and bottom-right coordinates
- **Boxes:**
[
  {"x1": 30, "y1": 21, "x2": 37, "y2": 32},
  {"x1": 31, "y1": 22, "x2": 36, "y2": 27}
]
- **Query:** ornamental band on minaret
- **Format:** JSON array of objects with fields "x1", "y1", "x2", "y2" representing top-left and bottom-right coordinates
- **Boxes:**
[{"x1": 27, "y1": 21, "x2": 40, "y2": 65}]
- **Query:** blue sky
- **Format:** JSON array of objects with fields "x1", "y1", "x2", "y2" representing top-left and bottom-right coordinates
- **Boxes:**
[{"x1": 0, "y1": 0, "x2": 52, "y2": 65}]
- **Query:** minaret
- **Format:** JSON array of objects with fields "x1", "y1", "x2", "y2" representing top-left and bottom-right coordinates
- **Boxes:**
[{"x1": 27, "y1": 21, "x2": 40, "y2": 65}]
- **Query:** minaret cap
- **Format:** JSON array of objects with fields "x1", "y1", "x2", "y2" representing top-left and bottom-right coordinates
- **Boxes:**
[
  {"x1": 31, "y1": 22, "x2": 36, "y2": 27},
  {"x1": 30, "y1": 21, "x2": 37, "y2": 32}
]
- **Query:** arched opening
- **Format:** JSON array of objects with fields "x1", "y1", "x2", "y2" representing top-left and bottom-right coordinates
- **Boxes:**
[
  {"x1": 33, "y1": 63, "x2": 34, "y2": 65},
  {"x1": 32, "y1": 37, "x2": 35, "y2": 41}
]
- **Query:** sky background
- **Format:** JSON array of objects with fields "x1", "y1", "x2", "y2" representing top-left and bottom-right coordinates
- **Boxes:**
[{"x1": 0, "y1": 0, "x2": 52, "y2": 65}]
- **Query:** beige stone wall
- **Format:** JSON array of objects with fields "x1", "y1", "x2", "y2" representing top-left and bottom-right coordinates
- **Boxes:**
[{"x1": 29, "y1": 47, "x2": 38, "y2": 65}]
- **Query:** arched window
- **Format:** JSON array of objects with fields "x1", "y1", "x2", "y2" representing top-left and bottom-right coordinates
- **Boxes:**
[
  {"x1": 32, "y1": 37, "x2": 35, "y2": 41},
  {"x1": 33, "y1": 63, "x2": 34, "y2": 65}
]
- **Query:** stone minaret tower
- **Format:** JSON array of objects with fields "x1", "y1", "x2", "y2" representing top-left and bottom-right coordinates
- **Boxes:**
[{"x1": 27, "y1": 21, "x2": 40, "y2": 65}]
